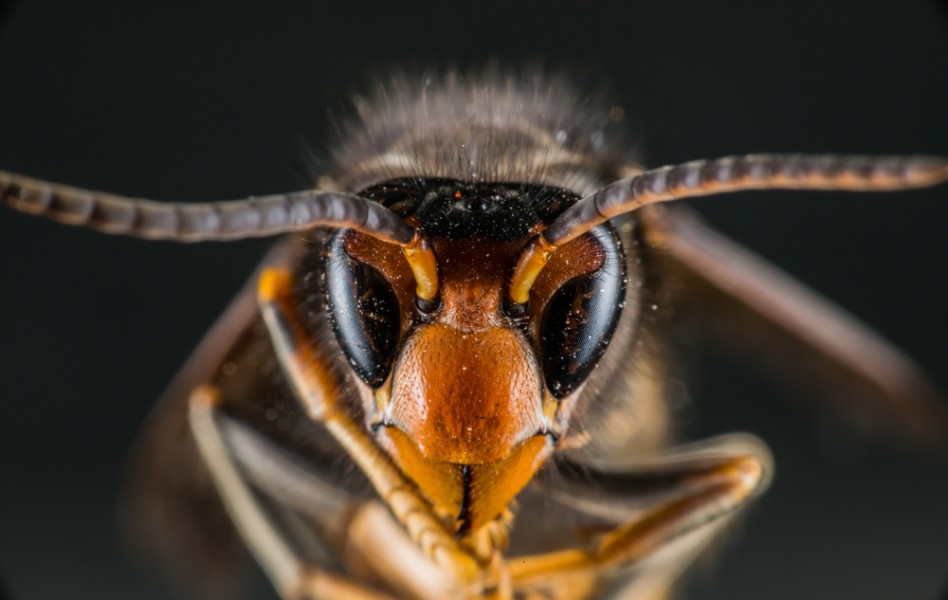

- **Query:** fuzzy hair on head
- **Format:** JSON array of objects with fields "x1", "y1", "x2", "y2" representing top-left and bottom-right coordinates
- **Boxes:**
[{"x1": 324, "y1": 68, "x2": 633, "y2": 195}]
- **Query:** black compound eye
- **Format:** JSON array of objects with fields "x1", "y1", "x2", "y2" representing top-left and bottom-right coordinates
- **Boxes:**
[
  {"x1": 540, "y1": 226, "x2": 626, "y2": 399},
  {"x1": 324, "y1": 233, "x2": 400, "y2": 387}
]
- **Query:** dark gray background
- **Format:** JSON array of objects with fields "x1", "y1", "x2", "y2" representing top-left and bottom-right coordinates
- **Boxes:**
[{"x1": 1, "y1": 1, "x2": 947, "y2": 599}]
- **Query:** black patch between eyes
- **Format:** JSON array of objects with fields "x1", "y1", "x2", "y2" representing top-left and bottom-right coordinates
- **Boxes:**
[{"x1": 357, "y1": 178, "x2": 579, "y2": 241}]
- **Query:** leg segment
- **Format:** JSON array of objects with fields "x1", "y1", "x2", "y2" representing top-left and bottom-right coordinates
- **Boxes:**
[
  {"x1": 257, "y1": 268, "x2": 484, "y2": 589},
  {"x1": 510, "y1": 435, "x2": 772, "y2": 599},
  {"x1": 189, "y1": 386, "x2": 394, "y2": 600}
]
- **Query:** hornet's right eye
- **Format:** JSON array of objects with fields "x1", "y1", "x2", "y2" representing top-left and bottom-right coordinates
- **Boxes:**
[{"x1": 324, "y1": 232, "x2": 400, "y2": 387}]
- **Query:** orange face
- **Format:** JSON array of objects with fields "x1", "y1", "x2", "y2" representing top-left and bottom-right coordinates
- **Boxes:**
[{"x1": 322, "y1": 180, "x2": 625, "y2": 536}]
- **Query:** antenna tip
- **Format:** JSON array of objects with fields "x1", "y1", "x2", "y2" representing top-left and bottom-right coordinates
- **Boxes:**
[{"x1": 906, "y1": 156, "x2": 948, "y2": 186}]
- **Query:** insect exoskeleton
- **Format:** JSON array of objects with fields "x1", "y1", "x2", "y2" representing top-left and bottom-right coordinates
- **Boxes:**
[
  {"x1": 322, "y1": 178, "x2": 628, "y2": 536},
  {"x1": 3, "y1": 73, "x2": 947, "y2": 600}
]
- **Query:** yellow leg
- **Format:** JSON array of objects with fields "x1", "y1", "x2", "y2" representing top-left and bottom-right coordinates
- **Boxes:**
[
  {"x1": 257, "y1": 268, "x2": 484, "y2": 591},
  {"x1": 510, "y1": 436, "x2": 771, "y2": 599},
  {"x1": 188, "y1": 386, "x2": 394, "y2": 600}
]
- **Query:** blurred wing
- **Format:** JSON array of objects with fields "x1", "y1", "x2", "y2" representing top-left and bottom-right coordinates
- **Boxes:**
[
  {"x1": 639, "y1": 205, "x2": 946, "y2": 443},
  {"x1": 119, "y1": 240, "x2": 298, "y2": 599}
]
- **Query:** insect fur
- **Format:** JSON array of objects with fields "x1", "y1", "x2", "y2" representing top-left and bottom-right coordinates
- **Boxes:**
[{"x1": 2, "y1": 71, "x2": 947, "y2": 600}]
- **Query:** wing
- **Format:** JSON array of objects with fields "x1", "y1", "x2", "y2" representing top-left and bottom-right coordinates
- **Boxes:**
[
  {"x1": 118, "y1": 239, "x2": 300, "y2": 599},
  {"x1": 638, "y1": 205, "x2": 946, "y2": 443}
]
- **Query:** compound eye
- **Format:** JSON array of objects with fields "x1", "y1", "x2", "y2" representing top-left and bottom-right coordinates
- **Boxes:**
[
  {"x1": 539, "y1": 227, "x2": 625, "y2": 398},
  {"x1": 325, "y1": 234, "x2": 400, "y2": 387}
]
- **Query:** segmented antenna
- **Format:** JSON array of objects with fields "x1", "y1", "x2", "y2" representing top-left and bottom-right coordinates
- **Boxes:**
[
  {"x1": 508, "y1": 154, "x2": 948, "y2": 304},
  {"x1": 544, "y1": 154, "x2": 948, "y2": 246},
  {"x1": 0, "y1": 171, "x2": 414, "y2": 245}
]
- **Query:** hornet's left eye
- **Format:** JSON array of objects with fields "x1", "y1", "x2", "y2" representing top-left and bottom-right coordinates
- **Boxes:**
[
  {"x1": 324, "y1": 232, "x2": 401, "y2": 387},
  {"x1": 538, "y1": 225, "x2": 626, "y2": 399}
]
